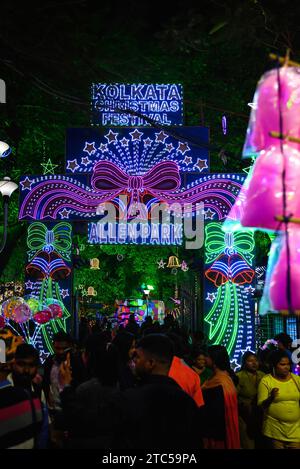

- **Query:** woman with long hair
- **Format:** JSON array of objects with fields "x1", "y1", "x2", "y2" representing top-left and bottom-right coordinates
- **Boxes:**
[
  {"x1": 199, "y1": 345, "x2": 240, "y2": 449},
  {"x1": 237, "y1": 352, "x2": 265, "y2": 448},
  {"x1": 112, "y1": 330, "x2": 137, "y2": 390},
  {"x1": 257, "y1": 350, "x2": 300, "y2": 449}
]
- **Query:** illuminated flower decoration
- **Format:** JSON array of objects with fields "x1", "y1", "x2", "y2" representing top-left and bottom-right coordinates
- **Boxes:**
[
  {"x1": 47, "y1": 303, "x2": 63, "y2": 319},
  {"x1": 33, "y1": 308, "x2": 52, "y2": 325},
  {"x1": 1, "y1": 297, "x2": 24, "y2": 319},
  {"x1": 11, "y1": 303, "x2": 32, "y2": 324},
  {"x1": 25, "y1": 296, "x2": 40, "y2": 314}
]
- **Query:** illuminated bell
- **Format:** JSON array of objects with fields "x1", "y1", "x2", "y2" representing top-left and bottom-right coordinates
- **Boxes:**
[
  {"x1": 167, "y1": 255, "x2": 180, "y2": 269},
  {"x1": 87, "y1": 286, "x2": 97, "y2": 296},
  {"x1": 90, "y1": 258, "x2": 100, "y2": 270}
]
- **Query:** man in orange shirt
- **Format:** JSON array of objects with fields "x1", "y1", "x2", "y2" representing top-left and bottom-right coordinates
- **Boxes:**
[{"x1": 168, "y1": 354, "x2": 204, "y2": 407}]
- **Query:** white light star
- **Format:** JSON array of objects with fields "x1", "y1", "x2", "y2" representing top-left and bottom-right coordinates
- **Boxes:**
[
  {"x1": 66, "y1": 159, "x2": 79, "y2": 172},
  {"x1": 155, "y1": 131, "x2": 169, "y2": 144},
  {"x1": 143, "y1": 138, "x2": 152, "y2": 147},
  {"x1": 165, "y1": 143, "x2": 174, "y2": 152},
  {"x1": 177, "y1": 142, "x2": 190, "y2": 154},
  {"x1": 83, "y1": 142, "x2": 96, "y2": 155},
  {"x1": 105, "y1": 130, "x2": 118, "y2": 143},
  {"x1": 59, "y1": 208, "x2": 71, "y2": 219},
  {"x1": 120, "y1": 137, "x2": 129, "y2": 147},
  {"x1": 20, "y1": 177, "x2": 34, "y2": 191},
  {"x1": 194, "y1": 158, "x2": 208, "y2": 172},
  {"x1": 206, "y1": 292, "x2": 217, "y2": 303},
  {"x1": 204, "y1": 209, "x2": 215, "y2": 220},
  {"x1": 230, "y1": 359, "x2": 241, "y2": 372},
  {"x1": 244, "y1": 285, "x2": 255, "y2": 294},
  {"x1": 157, "y1": 259, "x2": 166, "y2": 269},
  {"x1": 81, "y1": 156, "x2": 92, "y2": 166},
  {"x1": 130, "y1": 129, "x2": 143, "y2": 141},
  {"x1": 25, "y1": 280, "x2": 34, "y2": 290},
  {"x1": 60, "y1": 289, "x2": 69, "y2": 299},
  {"x1": 240, "y1": 346, "x2": 256, "y2": 356},
  {"x1": 183, "y1": 156, "x2": 192, "y2": 166},
  {"x1": 98, "y1": 143, "x2": 108, "y2": 152}
]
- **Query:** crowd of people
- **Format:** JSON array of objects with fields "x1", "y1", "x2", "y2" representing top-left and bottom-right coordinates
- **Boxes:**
[{"x1": 0, "y1": 315, "x2": 300, "y2": 450}]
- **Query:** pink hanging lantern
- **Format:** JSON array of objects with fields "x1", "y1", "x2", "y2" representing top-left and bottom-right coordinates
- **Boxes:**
[
  {"x1": 240, "y1": 146, "x2": 300, "y2": 230},
  {"x1": 243, "y1": 67, "x2": 300, "y2": 158},
  {"x1": 269, "y1": 229, "x2": 300, "y2": 312}
]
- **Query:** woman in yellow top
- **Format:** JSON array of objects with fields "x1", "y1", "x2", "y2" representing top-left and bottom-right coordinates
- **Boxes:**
[
  {"x1": 257, "y1": 350, "x2": 300, "y2": 449},
  {"x1": 236, "y1": 352, "x2": 265, "y2": 448}
]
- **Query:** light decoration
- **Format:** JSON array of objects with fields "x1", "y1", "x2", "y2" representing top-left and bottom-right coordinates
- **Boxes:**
[
  {"x1": 157, "y1": 259, "x2": 166, "y2": 269},
  {"x1": 19, "y1": 169, "x2": 244, "y2": 225},
  {"x1": 0, "y1": 141, "x2": 11, "y2": 158},
  {"x1": 66, "y1": 127, "x2": 209, "y2": 175},
  {"x1": 204, "y1": 222, "x2": 255, "y2": 362},
  {"x1": 2, "y1": 222, "x2": 74, "y2": 356},
  {"x1": 41, "y1": 158, "x2": 59, "y2": 175},
  {"x1": 91, "y1": 83, "x2": 184, "y2": 127},
  {"x1": 227, "y1": 66, "x2": 300, "y2": 313},
  {"x1": 222, "y1": 116, "x2": 227, "y2": 135},
  {"x1": 90, "y1": 258, "x2": 100, "y2": 269}
]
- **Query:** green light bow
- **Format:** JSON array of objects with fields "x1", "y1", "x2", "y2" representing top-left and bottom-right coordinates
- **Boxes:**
[
  {"x1": 205, "y1": 222, "x2": 255, "y2": 264},
  {"x1": 27, "y1": 222, "x2": 72, "y2": 261}
]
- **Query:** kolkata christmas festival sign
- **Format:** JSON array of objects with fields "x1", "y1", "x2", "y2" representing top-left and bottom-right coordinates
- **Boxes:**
[{"x1": 91, "y1": 83, "x2": 183, "y2": 126}]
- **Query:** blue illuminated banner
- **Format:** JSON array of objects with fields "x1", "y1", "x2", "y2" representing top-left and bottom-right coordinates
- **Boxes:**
[
  {"x1": 65, "y1": 127, "x2": 209, "y2": 174},
  {"x1": 88, "y1": 221, "x2": 183, "y2": 245},
  {"x1": 91, "y1": 83, "x2": 183, "y2": 126}
]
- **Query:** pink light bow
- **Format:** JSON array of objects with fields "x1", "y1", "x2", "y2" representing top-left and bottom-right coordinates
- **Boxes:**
[{"x1": 91, "y1": 160, "x2": 181, "y2": 203}]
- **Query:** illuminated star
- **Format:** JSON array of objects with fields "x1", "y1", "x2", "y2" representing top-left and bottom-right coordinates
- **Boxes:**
[
  {"x1": 20, "y1": 177, "x2": 34, "y2": 191},
  {"x1": 143, "y1": 138, "x2": 152, "y2": 147},
  {"x1": 41, "y1": 158, "x2": 58, "y2": 175},
  {"x1": 83, "y1": 142, "x2": 96, "y2": 155},
  {"x1": 230, "y1": 359, "x2": 241, "y2": 372},
  {"x1": 60, "y1": 289, "x2": 69, "y2": 299},
  {"x1": 25, "y1": 280, "x2": 34, "y2": 290},
  {"x1": 59, "y1": 208, "x2": 71, "y2": 219},
  {"x1": 40, "y1": 351, "x2": 50, "y2": 364},
  {"x1": 81, "y1": 156, "x2": 91, "y2": 166},
  {"x1": 240, "y1": 346, "x2": 255, "y2": 356},
  {"x1": 130, "y1": 129, "x2": 143, "y2": 141},
  {"x1": 183, "y1": 156, "x2": 192, "y2": 166},
  {"x1": 67, "y1": 159, "x2": 79, "y2": 172},
  {"x1": 105, "y1": 130, "x2": 118, "y2": 143},
  {"x1": 155, "y1": 131, "x2": 169, "y2": 143},
  {"x1": 206, "y1": 292, "x2": 217, "y2": 303},
  {"x1": 195, "y1": 158, "x2": 208, "y2": 172},
  {"x1": 165, "y1": 143, "x2": 174, "y2": 152},
  {"x1": 120, "y1": 137, "x2": 129, "y2": 147},
  {"x1": 98, "y1": 143, "x2": 108, "y2": 152},
  {"x1": 244, "y1": 285, "x2": 255, "y2": 294},
  {"x1": 204, "y1": 209, "x2": 215, "y2": 220},
  {"x1": 157, "y1": 259, "x2": 166, "y2": 269},
  {"x1": 177, "y1": 142, "x2": 190, "y2": 154}
]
